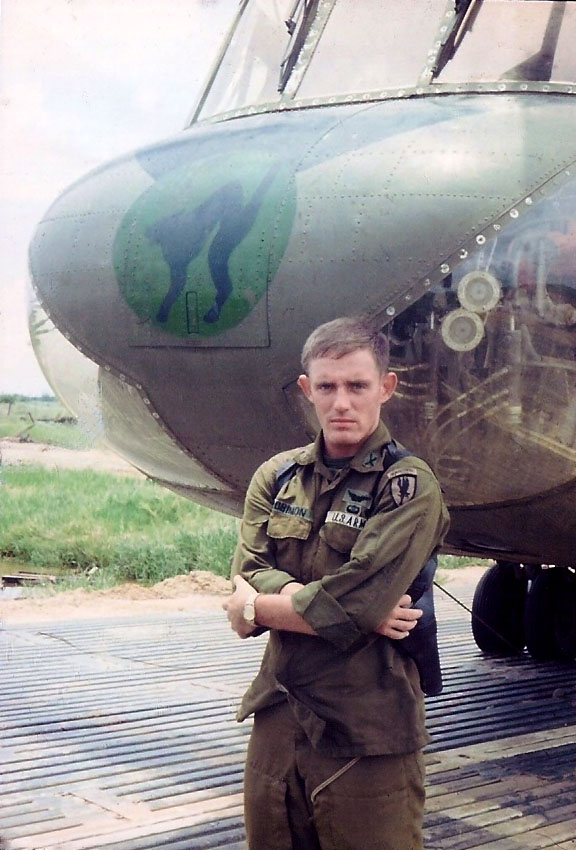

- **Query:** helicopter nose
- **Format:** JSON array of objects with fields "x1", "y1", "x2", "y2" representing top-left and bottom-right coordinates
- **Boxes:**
[
  {"x1": 29, "y1": 151, "x2": 153, "y2": 382},
  {"x1": 28, "y1": 96, "x2": 576, "y2": 517}
]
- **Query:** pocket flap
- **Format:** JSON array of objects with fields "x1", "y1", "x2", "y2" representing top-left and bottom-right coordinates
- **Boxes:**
[{"x1": 268, "y1": 512, "x2": 311, "y2": 540}]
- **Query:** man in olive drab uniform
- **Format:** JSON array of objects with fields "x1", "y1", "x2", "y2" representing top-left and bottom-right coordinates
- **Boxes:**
[{"x1": 223, "y1": 317, "x2": 449, "y2": 850}]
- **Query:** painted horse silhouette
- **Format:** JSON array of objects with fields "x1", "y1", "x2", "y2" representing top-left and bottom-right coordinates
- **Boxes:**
[{"x1": 147, "y1": 164, "x2": 278, "y2": 325}]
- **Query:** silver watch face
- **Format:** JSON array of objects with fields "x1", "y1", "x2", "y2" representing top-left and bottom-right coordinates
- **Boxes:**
[{"x1": 243, "y1": 600, "x2": 256, "y2": 625}]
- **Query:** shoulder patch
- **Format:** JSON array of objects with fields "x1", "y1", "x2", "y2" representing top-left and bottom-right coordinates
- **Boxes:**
[{"x1": 389, "y1": 473, "x2": 418, "y2": 507}]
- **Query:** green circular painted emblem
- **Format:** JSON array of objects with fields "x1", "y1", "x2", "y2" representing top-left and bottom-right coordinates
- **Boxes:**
[{"x1": 114, "y1": 150, "x2": 295, "y2": 336}]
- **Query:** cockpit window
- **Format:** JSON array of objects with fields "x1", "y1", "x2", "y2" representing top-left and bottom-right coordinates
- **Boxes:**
[
  {"x1": 195, "y1": 0, "x2": 286, "y2": 121},
  {"x1": 196, "y1": 0, "x2": 448, "y2": 120},
  {"x1": 193, "y1": 0, "x2": 576, "y2": 123},
  {"x1": 436, "y1": 1, "x2": 576, "y2": 85},
  {"x1": 296, "y1": 0, "x2": 447, "y2": 99}
]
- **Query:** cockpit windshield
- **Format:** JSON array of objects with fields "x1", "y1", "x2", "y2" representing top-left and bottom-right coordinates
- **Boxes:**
[
  {"x1": 192, "y1": 0, "x2": 576, "y2": 123},
  {"x1": 295, "y1": 0, "x2": 446, "y2": 99}
]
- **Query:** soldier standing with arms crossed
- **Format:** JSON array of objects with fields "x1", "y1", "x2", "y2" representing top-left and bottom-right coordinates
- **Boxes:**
[{"x1": 224, "y1": 317, "x2": 449, "y2": 850}]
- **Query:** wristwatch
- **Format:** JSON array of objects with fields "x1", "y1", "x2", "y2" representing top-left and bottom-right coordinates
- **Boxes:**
[{"x1": 243, "y1": 593, "x2": 259, "y2": 627}]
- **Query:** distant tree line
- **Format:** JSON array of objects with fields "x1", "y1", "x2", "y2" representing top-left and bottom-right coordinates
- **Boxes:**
[{"x1": 0, "y1": 393, "x2": 56, "y2": 403}]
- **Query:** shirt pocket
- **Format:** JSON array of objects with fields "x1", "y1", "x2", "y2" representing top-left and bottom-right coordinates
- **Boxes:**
[
  {"x1": 267, "y1": 512, "x2": 311, "y2": 541},
  {"x1": 320, "y1": 519, "x2": 362, "y2": 554}
]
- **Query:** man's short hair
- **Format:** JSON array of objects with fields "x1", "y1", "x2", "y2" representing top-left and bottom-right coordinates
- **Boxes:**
[{"x1": 301, "y1": 316, "x2": 390, "y2": 374}]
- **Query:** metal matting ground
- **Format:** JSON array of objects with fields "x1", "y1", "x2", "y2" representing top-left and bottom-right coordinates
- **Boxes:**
[{"x1": 1, "y1": 583, "x2": 575, "y2": 850}]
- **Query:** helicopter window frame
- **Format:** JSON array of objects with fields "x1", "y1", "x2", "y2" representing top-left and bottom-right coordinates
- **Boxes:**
[
  {"x1": 423, "y1": 0, "x2": 478, "y2": 84},
  {"x1": 189, "y1": 0, "x2": 576, "y2": 127},
  {"x1": 279, "y1": 0, "x2": 321, "y2": 93}
]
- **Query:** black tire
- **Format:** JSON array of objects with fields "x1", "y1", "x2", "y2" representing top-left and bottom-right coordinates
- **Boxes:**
[
  {"x1": 471, "y1": 562, "x2": 527, "y2": 654},
  {"x1": 525, "y1": 569, "x2": 576, "y2": 661},
  {"x1": 554, "y1": 570, "x2": 576, "y2": 660}
]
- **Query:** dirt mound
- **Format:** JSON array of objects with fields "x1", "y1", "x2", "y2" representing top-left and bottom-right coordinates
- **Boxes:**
[
  {"x1": 153, "y1": 571, "x2": 231, "y2": 595},
  {"x1": 93, "y1": 571, "x2": 231, "y2": 599}
]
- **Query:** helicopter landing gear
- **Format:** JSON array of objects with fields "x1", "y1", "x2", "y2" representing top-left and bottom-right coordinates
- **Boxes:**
[
  {"x1": 471, "y1": 562, "x2": 576, "y2": 660},
  {"x1": 471, "y1": 561, "x2": 527, "y2": 654},
  {"x1": 525, "y1": 568, "x2": 576, "y2": 661}
]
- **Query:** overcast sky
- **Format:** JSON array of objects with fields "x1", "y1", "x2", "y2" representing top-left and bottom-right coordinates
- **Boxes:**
[{"x1": 0, "y1": 0, "x2": 237, "y2": 395}]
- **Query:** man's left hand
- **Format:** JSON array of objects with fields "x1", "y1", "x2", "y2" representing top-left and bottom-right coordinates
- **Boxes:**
[
  {"x1": 222, "y1": 575, "x2": 259, "y2": 638},
  {"x1": 374, "y1": 594, "x2": 422, "y2": 639}
]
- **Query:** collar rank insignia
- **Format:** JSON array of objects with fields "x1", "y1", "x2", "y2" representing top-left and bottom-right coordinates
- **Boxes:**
[
  {"x1": 363, "y1": 451, "x2": 379, "y2": 468},
  {"x1": 390, "y1": 473, "x2": 417, "y2": 507}
]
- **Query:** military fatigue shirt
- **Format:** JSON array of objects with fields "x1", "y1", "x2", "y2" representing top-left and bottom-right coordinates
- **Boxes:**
[{"x1": 233, "y1": 422, "x2": 450, "y2": 758}]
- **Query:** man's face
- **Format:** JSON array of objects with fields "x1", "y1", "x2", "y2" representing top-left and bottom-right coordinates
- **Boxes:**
[{"x1": 297, "y1": 348, "x2": 397, "y2": 458}]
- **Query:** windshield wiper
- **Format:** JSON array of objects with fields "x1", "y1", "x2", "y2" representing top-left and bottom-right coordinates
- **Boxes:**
[
  {"x1": 279, "y1": 0, "x2": 320, "y2": 93},
  {"x1": 427, "y1": 0, "x2": 482, "y2": 82},
  {"x1": 285, "y1": 0, "x2": 303, "y2": 35}
]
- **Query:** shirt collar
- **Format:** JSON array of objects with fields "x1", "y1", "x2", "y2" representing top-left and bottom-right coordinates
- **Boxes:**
[
  {"x1": 349, "y1": 421, "x2": 392, "y2": 473},
  {"x1": 293, "y1": 421, "x2": 392, "y2": 473}
]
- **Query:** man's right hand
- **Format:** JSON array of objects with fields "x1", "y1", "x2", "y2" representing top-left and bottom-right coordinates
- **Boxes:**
[{"x1": 375, "y1": 595, "x2": 422, "y2": 640}]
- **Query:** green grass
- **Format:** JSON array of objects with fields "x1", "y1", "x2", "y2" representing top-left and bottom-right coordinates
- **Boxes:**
[
  {"x1": 0, "y1": 419, "x2": 91, "y2": 449},
  {"x1": 0, "y1": 398, "x2": 90, "y2": 449},
  {"x1": 0, "y1": 457, "x2": 482, "y2": 593},
  {"x1": 0, "y1": 465, "x2": 239, "y2": 588},
  {"x1": 438, "y1": 554, "x2": 483, "y2": 569}
]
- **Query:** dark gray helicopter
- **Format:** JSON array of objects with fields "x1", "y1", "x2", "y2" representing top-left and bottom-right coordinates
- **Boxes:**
[{"x1": 29, "y1": 0, "x2": 576, "y2": 661}]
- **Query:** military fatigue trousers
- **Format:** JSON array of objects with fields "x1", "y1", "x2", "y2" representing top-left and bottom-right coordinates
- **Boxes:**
[{"x1": 244, "y1": 702, "x2": 425, "y2": 850}]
